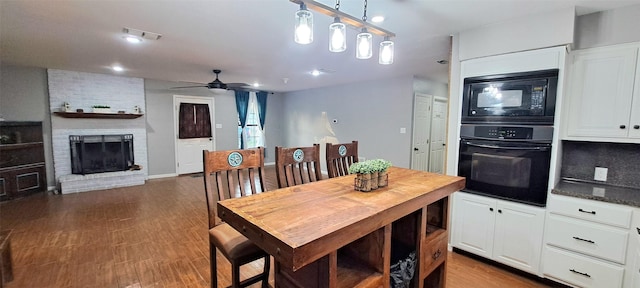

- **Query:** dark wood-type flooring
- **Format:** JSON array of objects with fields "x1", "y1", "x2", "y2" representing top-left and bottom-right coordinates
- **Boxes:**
[{"x1": 0, "y1": 166, "x2": 551, "y2": 287}]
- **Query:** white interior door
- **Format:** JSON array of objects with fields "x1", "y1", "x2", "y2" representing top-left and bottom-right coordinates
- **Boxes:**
[
  {"x1": 174, "y1": 95, "x2": 215, "y2": 175},
  {"x1": 411, "y1": 93, "x2": 432, "y2": 171},
  {"x1": 429, "y1": 96, "x2": 448, "y2": 174}
]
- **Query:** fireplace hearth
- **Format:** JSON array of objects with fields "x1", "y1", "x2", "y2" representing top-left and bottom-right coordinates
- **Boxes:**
[{"x1": 70, "y1": 134, "x2": 134, "y2": 175}]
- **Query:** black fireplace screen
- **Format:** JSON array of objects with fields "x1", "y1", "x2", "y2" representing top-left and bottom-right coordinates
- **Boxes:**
[{"x1": 70, "y1": 134, "x2": 134, "y2": 175}]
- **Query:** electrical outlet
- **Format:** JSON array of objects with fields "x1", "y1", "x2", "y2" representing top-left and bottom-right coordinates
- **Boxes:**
[{"x1": 594, "y1": 167, "x2": 608, "y2": 182}]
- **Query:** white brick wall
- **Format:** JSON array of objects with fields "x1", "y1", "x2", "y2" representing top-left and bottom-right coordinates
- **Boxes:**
[{"x1": 48, "y1": 69, "x2": 148, "y2": 194}]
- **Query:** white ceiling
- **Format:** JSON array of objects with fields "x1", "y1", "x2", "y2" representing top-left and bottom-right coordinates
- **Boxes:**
[{"x1": 2, "y1": 0, "x2": 639, "y2": 92}]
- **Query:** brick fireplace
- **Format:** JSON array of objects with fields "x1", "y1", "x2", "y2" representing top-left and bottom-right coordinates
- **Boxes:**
[{"x1": 48, "y1": 69, "x2": 148, "y2": 194}]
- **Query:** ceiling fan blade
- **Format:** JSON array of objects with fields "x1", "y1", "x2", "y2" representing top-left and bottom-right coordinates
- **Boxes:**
[
  {"x1": 226, "y1": 83, "x2": 250, "y2": 88},
  {"x1": 170, "y1": 85, "x2": 208, "y2": 89}
]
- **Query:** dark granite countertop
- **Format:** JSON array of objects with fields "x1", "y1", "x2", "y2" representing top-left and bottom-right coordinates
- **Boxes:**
[{"x1": 552, "y1": 178, "x2": 640, "y2": 208}]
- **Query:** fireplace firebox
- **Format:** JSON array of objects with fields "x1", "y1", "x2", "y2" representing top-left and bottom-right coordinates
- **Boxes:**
[{"x1": 70, "y1": 134, "x2": 134, "y2": 175}]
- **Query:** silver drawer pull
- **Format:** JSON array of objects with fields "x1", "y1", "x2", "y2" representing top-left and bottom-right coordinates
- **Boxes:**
[
  {"x1": 578, "y1": 208, "x2": 596, "y2": 215},
  {"x1": 570, "y1": 269, "x2": 591, "y2": 278},
  {"x1": 572, "y1": 236, "x2": 595, "y2": 244}
]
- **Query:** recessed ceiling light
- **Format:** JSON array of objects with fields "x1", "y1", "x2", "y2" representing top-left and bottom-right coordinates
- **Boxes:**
[
  {"x1": 252, "y1": 82, "x2": 260, "y2": 87},
  {"x1": 125, "y1": 35, "x2": 142, "y2": 44},
  {"x1": 311, "y1": 69, "x2": 321, "y2": 76},
  {"x1": 371, "y1": 16, "x2": 385, "y2": 23},
  {"x1": 112, "y1": 65, "x2": 124, "y2": 72}
]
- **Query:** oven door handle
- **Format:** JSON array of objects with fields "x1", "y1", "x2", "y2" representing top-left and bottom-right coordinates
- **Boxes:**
[{"x1": 463, "y1": 141, "x2": 550, "y2": 151}]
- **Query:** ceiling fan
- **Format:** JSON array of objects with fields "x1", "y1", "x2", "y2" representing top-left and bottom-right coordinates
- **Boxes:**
[{"x1": 171, "y1": 69, "x2": 250, "y2": 91}]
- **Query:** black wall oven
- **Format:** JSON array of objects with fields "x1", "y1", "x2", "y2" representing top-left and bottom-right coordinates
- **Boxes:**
[
  {"x1": 462, "y1": 69, "x2": 558, "y2": 125},
  {"x1": 458, "y1": 125, "x2": 553, "y2": 206}
]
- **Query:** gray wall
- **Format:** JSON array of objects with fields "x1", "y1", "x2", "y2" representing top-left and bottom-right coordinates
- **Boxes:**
[
  {"x1": 0, "y1": 64, "x2": 55, "y2": 188},
  {"x1": 575, "y1": 4, "x2": 640, "y2": 49},
  {"x1": 144, "y1": 79, "x2": 285, "y2": 176},
  {"x1": 281, "y1": 76, "x2": 447, "y2": 169}
]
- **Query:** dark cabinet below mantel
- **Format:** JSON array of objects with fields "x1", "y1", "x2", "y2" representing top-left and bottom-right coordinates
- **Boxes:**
[{"x1": 0, "y1": 121, "x2": 46, "y2": 200}]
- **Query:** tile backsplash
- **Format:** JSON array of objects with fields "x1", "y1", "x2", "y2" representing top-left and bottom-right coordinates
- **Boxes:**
[{"x1": 561, "y1": 141, "x2": 640, "y2": 189}]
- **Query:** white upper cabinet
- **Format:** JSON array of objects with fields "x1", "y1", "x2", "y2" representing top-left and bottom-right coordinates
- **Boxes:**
[{"x1": 564, "y1": 43, "x2": 640, "y2": 142}]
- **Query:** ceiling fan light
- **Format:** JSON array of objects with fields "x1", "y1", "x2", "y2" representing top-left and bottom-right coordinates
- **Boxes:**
[
  {"x1": 329, "y1": 17, "x2": 346, "y2": 52},
  {"x1": 379, "y1": 37, "x2": 394, "y2": 65},
  {"x1": 295, "y1": 3, "x2": 313, "y2": 45},
  {"x1": 356, "y1": 28, "x2": 372, "y2": 59},
  {"x1": 208, "y1": 87, "x2": 227, "y2": 93}
]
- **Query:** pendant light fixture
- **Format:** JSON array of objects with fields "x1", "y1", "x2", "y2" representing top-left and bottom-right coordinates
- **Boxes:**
[
  {"x1": 379, "y1": 36, "x2": 394, "y2": 64},
  {"x1": 290, "y1": 0, "x2": 395, "y2": 63},
  {"x1": 356, "y1": 0, "x2": 372, "y2": 59},
  {"x1": 295, "y1": 2, "x2": 313, "y2": 44},
  {"x1": 328, "y1": 1, "x2": 345, "y2": 52}
]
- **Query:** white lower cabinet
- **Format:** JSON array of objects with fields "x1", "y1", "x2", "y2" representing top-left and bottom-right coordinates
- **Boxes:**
[
  {"x1": 543, "y1": 194, "x2": 633, "y2": 287},
  {"x1": 452, "y1": 192, "x2": 545, "y2": 275},
  {"x1": 633, "y1": 249, "x2": 640, "y2": 288},
  {"x1": 543, "y1": 246, "x2": 625, "y2": 288}
]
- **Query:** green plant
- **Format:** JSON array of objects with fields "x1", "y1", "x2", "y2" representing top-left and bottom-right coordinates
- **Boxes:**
[
  {"x1": 370, "y1": 159, "x2": 392, "y2": 173},
  {"x1": 348, "y1": 159, "x2": 392, "y2": 174},
  {"x1": 92, "y1": 105, "x2": 111, "y2": 108}
]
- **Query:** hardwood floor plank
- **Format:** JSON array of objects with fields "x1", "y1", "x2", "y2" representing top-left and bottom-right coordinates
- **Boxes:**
[{"x1": 0, "y1": 166, "x2": 551, "y2": 288}]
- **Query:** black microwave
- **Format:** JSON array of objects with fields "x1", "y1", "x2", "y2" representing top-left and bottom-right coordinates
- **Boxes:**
[{"x1": 462, "y1": 69, "x2": 558, "y2": 124}]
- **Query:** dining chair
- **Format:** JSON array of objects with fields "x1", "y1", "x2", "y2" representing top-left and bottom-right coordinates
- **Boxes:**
[
  {"x1": 325, "y1": 140, "x2": 359, "y2": 178},
  {"x1": 203, "y1": 147, "x2": 270, "y2": 288},
  {"x1": 274, "y1": 144, "x2": 322, "y2": 188}
]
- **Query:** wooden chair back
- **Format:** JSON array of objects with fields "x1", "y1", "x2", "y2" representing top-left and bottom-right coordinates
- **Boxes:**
[
  {"x1": 325, "y1": 141, "x2": 359, "y2": 178},
  {"x1": 275, "y1": 144, "x2": 322, "y2": 188},
  {"x1": 203, "y1": 147, "x2": 265, "y2": 229}
]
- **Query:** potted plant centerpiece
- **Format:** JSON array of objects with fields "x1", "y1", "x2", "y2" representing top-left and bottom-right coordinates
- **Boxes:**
[
  {"x1": 371, "y1": 159, "x2": 392, "y2": 187},
  {"x1": 349, "y1": 161, "x2": 373, "y2": 192},
  {"x1": 349, "y1": 159, "x2": 392, "y2": 191}
]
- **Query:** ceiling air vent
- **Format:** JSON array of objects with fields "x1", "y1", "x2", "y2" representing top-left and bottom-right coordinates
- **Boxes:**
[{"x1": 122, "y1": 27, "x2": 162, "y2": 41}]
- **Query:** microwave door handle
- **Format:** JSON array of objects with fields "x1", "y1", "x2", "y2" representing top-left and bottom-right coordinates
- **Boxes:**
[{"x1": 464, "y1": 141, "x2": 550, "y2": 151}]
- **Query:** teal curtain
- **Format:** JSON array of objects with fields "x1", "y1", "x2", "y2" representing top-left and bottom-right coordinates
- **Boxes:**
[
  {"x1": 256, "y1": 91, "x2": 268, "y2": 130},
  {"x1": 235, "y1": 90, "x2": 250, "y2": 149}
]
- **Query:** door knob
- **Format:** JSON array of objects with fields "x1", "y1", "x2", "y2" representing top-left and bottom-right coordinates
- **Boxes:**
[
  {"x1": 634, "y1": 125, "x2": 640, "y2": 129},
  {"x1": 620, "y1": 125, "x2": 626, "y2": 129},
  {"x1": 414, "y1": 148, "x2": 419, "y2": 151}
]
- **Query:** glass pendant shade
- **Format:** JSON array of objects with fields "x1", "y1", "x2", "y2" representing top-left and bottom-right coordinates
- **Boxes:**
[
  {"x1": 295, "y1": 3, "x2": 313, "y2": 44},
  {"x1": 328, "y1": 17, "x2": 346, "y2": 52},
  {"x1": 356, "y1": 28, "x2": 372, "y2": 59},
  {"x1": 379, "y1": 37, "x2": 394, "y2": 64}
]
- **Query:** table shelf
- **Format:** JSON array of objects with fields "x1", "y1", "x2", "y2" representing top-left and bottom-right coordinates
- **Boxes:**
[{"x1": 337, "y1": 256, "x2": 384, "y2": 288}]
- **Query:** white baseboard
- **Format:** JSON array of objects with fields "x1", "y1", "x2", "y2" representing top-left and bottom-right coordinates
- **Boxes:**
[{"x1": 148, "y1": 173, "x2": 178, "y2": 179}]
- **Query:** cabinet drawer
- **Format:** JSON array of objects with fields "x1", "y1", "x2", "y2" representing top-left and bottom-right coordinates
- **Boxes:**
[
  {"x1": 421, "y1": 231, "x2": 447, "y2": 276},
  {"x1": 543, "y1": 246, "x2": 624, "y2": 288},
  {"x1": 549, "y1": 195, "x2": 632, "y2": 228},
  {"x1": 546, "y1": 214, "x2": 629, "y2": 264}
]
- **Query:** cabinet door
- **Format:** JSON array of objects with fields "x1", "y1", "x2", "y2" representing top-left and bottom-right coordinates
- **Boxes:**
[
  {"x1": 493, "y1": 200, "x2": 545, "y2": 275},
  {"x1": 452, "y1": 192, "x2": 495, "y2": 259},
  {"x1": 566, "y1": 45, "x2": 638, "y2": 138},
  {"x1": 630, "y1": 57, "x2": 640, "y2": 139}
]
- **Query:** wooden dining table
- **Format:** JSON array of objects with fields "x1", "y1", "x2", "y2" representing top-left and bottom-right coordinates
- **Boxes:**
[{"x1": 217, "y1": 167, "x2": 465, "y2": 288}]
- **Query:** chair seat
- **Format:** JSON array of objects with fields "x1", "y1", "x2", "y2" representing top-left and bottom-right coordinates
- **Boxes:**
[{"x1": 209, "y1": 223, "x2": 266, "y2": 260}]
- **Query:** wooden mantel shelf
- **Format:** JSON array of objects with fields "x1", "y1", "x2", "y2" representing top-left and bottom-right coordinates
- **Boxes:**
[{"x1": 53, "y1": 112, "x2": 143, "y2": 119}]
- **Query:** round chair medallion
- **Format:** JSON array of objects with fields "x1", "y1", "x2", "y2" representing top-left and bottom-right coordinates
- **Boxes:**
[
  {"x1": 293, "y1": 149, "x2": 304, "y2": 163},
  {"x1": 338, "y1": 145, "x2": 347, "y2": 157},
  {"x1": 227, "y1": 151, "x2": 243, "y2": 167}
]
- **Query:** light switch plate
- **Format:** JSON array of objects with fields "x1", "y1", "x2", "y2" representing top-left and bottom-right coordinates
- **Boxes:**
[{"x1": 594, "y1": 167, "x2": 608, "y2": 182}]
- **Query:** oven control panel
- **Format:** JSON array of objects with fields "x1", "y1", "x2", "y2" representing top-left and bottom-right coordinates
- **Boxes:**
[{"x1": 475, "y1": 126, "x2": 533, "y2": 139}]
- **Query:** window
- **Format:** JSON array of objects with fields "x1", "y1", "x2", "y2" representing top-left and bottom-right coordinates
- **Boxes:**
[{"x1": 238, "y1": 93, "x2": 265, "y2": 149}]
